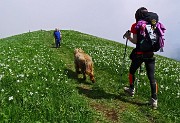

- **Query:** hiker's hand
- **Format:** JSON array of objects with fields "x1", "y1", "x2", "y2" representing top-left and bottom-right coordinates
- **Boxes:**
[{"x1": 123, "y1": 30, "x2": 131, "y2": 39}]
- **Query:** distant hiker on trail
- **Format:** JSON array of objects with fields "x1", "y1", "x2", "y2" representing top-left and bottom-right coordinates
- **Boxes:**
[
  {"x1": 123, "y1": 7, "x2": 165, "y2": 109},
  {"x1": 53, "y1": 28, "x2": 62, "y2": 48}
]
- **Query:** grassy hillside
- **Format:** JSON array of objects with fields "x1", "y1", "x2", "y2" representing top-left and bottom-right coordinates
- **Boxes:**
[{"x1": 0, "y1": 30, "x2": 179, "y2": 123}]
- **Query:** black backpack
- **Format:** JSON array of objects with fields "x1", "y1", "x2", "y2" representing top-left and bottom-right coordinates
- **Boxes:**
[{"x1": 137, "y1": 12, "x2": 162, "y2": 52}]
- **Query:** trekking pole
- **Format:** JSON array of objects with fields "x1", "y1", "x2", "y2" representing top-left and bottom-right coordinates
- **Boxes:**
[
  {"x1": 120, "y1": 31, "x2": 129, "y2": 83},
  {"x1": 136, "y1": 65, "x2": 142, "y2": 93}
]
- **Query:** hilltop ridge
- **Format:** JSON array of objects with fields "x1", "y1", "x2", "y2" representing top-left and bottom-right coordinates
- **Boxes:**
[{"x1": 0, "y1": 30, "x2": 179, "y2": 123}]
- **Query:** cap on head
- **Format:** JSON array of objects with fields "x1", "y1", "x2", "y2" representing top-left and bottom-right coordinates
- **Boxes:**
[{"x1": 55, "y1": 28, "x2": 59, "y2": 31}]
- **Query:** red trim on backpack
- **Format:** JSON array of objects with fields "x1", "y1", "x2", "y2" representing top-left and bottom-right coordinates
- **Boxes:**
[{"x1": 136, "y1": 52, "x2": 153, "y2": 55}]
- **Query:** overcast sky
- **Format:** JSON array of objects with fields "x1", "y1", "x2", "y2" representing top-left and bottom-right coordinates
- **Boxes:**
[{"x1": 0, "y1": 0, "x2": 180, "y2": 60}]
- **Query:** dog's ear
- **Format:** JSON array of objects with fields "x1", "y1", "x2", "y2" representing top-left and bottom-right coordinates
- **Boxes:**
[
  {"x1": 74, "y1": 48, "x2": 78, "y2": 54},
  {"x1": 79, "y1": 48, "x2": 84, "y2": 53}
]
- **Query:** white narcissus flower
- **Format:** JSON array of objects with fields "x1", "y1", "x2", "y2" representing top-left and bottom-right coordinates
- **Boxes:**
[
  {"x1": 0, "y1": 74, "x2": 4, "y2": 80},
  {"x1": 9, "y1": 96, "x2": 13, "y2": 101},
  {"x1": 30, "y1": 92, "x2": 33, "y2": 96}
]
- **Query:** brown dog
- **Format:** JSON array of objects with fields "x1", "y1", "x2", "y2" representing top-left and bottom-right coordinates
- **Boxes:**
[{"x1": 74, "y1": 48, "x2": 95, "y2": 83}]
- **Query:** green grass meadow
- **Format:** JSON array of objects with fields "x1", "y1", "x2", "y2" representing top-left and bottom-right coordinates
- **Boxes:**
[{"x1": 0, "y1": 30, "x2": 179, "y2": 123}]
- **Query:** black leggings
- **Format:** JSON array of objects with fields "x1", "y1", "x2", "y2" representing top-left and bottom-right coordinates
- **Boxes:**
[{"x1": 129, "y1": 56, "x2": 157, "y2": 99}]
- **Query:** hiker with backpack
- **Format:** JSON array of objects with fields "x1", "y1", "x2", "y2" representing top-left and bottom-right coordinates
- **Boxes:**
[
  {"x1": 123, "y1": 7, "x2": 166, "y2": 109},
  {"x1": 53, "y1": 28, "x2": 62, "y2": 48}
]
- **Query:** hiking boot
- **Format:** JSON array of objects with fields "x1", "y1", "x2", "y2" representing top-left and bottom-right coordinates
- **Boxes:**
[
  {"x1": 150, "y1": 98, "x2": 158, "y2": 109},
  {"x1": 124, "y1": 87, "x2": 135, "y2": 97}
]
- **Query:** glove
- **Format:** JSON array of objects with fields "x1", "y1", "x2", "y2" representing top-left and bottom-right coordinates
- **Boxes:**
[{"x1": 123, "y1": 30, "x2": 131, "y2": 39}]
